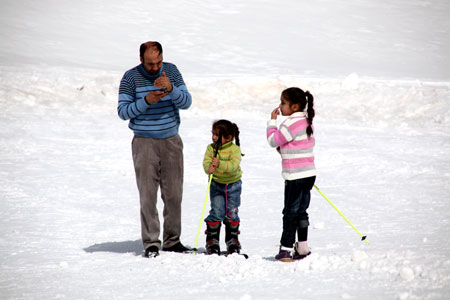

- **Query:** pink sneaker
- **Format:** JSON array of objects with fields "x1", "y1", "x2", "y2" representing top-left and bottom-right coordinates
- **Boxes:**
[{"x1": 293, "y1": 242, "x2": 311, "y2": 260}]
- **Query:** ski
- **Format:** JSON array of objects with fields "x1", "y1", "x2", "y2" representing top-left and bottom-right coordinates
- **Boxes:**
[
  {"x1": 143, "y1": 248, "x2": 248, "y2": 259},
  {"x1": 219, "y1": 251, "x2": 249, "y2": 259},
  {"x1": 192, "y1": 249, "x2": 248, "y2": 259}
]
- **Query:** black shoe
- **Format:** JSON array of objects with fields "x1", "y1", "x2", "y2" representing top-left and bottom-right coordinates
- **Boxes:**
[
  {"x1": 292, "y1": 249, "x2": 311, "y2": 260},
  {"x1": 162, "y1": 242, "x2": 191, "y2": 253},
  {"x1": 275, "y1": 246, "x2": 293, "y2": 262},
  {"x1": 144, "y1": 245, "x2": 159, "y2": 258}
]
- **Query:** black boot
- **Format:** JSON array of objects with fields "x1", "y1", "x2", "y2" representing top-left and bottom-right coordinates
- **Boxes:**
[
  {"x1": 205, "y1": 221, "x2": 221, "y2": 255},
  {"x1": 225, "y1": 221, "x2": 241, "y2": 254}
]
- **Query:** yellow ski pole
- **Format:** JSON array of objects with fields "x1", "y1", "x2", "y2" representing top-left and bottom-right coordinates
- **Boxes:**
[
  {"x1": 193, "y1": 174, "x2": 213, "y2": 252},
  {"x1": 193, "y1": 133, "x2": 222, "y2": 253},
  {"x1": 314, "y1": 184, "x2": 369, "y2": 244}
]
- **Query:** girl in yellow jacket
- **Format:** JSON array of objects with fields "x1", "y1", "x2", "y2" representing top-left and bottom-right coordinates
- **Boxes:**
[{"x1": 203, "y1": 119, "x2": 243, "y2": 255}]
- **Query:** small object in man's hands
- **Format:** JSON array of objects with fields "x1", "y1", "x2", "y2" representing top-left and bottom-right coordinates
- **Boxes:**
[{"x1": 150, "y1": 86, "x2": 168, "y2": 93}]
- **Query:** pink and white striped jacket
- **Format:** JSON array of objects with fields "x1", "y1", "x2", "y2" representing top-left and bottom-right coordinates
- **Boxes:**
[{"x1": 267, "y1": 112, "x2": 316, "y2": 180}]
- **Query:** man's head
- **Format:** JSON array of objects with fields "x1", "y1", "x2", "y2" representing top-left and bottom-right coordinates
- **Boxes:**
[{"x1": 139, "y1": 41, "x2": 163, "y2": 75}]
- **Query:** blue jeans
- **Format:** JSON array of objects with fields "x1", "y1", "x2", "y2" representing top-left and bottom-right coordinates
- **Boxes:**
[
  {"x1": 280, "y1": 176, "x2": 316, "y2": 248},
  {"x1": 204, "y1": 180, "x2": 242, "y2": 223}
]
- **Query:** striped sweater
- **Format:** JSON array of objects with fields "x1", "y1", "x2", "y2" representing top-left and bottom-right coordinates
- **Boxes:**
[
  {"x1": 267, "y1": 112, "x2": 316, "y2": 180},
  {"x1": 118, "y1": 62, "x2": 192, "y2": 139},
  {"x1": 203, "y1": 142, "x2": 242, "y2": 184}
]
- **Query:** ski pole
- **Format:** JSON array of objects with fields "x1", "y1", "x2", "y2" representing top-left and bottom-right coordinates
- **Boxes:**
[
  {"x1": 193, "y1": 174, "x2": 213, "y2": 252},
  {"x1": 193, "y1": 133, "x2": 222, "y2": 252},
  {"x1": 314, "y1": 184, "x2": 369, "y2": 244}
]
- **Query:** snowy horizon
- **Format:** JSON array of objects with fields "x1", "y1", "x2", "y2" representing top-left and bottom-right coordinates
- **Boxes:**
[{"x1": 1, "y1": 0, "x2": 450, "y2": 80}]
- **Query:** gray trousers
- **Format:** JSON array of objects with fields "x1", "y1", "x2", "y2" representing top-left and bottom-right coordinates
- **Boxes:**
[{"x1": 132, "y1": 134, "x2": 184, "y2": 250}]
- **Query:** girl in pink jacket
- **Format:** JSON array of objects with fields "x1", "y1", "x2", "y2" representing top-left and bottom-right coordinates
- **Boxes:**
[{"x1": 267, "y1": 87, "x2": 316, "y2": 262}]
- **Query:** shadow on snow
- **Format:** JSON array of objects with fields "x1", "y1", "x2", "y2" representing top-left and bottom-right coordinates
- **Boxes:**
[{"x1": 83, "y1": 240, "x2": 144, "y2": 256}]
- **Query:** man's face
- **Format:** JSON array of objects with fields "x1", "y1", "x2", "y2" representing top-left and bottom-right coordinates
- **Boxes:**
[{"x1": 140, "y1": 48, "x2": 163, "y2": 75}]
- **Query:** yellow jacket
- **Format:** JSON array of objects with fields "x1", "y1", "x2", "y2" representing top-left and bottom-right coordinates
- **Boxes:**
[{"x1": 203, "y1": 141, "x2": 242, "y2": 184}]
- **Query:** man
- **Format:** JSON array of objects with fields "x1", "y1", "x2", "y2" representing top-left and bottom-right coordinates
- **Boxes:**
[{"x1": 118, "y1": 41, "x2": 192, "y2": 258}]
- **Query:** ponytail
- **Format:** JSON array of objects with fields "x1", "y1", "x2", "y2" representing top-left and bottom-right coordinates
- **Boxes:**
[
  {"x1": 233, "y1": 123, "x2": 245, "y2": 156},
  {"x1": 305, "y1": 91, "x2": 315, "y2": 138},
  {"x1": 233, "y1": 123, "x2": 240, "y2": 146}
]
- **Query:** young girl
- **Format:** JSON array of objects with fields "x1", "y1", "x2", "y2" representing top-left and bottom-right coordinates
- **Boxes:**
[
  {"x1": 203, "y1": 119, "x2": 243, "y2": 255},
  {"x1": 267, "y1": 87, "x2": 316, "y2": 261}
]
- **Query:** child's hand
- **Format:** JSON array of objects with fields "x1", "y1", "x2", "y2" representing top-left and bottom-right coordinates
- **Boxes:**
[
  {"x1": 209, "y1": 157, "x2": 220, "y2": 174},
  {"x1": 271, "y1": 107, "x2": 280, "y2": 120}
]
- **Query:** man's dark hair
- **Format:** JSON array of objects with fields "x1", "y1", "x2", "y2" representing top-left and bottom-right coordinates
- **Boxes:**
[{"x1": 140, "y1": 41, "x2": 163, "y2": 59}]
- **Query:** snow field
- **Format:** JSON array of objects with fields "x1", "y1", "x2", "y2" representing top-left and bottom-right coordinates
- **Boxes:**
[{"x1": 1, "y1": 65, "x2": 450, "y2": 299}]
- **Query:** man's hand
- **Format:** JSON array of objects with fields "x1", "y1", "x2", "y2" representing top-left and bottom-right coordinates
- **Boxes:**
[
  {"x1": 145, "y1": 90, "x2": 168, "y2": 105},
  {"x1": 145, "y1": 72, "x2": 173, "y2": 105},
  {"x1": 155, "y1": 72, "x2": 173, "y2": 93}
]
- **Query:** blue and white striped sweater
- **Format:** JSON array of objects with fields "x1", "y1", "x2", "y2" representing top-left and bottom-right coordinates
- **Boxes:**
[{"x1": 118, "y1": 62, "x2": 192, "y2": 139}]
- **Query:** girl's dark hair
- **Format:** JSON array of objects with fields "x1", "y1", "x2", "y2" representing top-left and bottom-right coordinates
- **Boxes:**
[
  {"x1": 140, "y1": 41, "x2": 163, "y2": 59},
  {"x1": 281, "y1": 87, "x2": 315, "y2": 138},
  {"x1": 212, "y1": 119, "x2": 244, "y2": 156}
]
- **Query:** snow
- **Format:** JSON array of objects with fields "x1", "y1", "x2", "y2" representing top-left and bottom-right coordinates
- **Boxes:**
[{"x1": 1, "y1": 0, "x2": 450, "y2": 299}]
